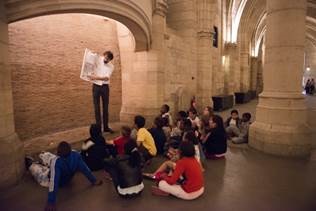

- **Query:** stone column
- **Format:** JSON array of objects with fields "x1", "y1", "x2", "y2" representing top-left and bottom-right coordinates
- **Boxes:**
[
  {"x1": 250, "y1": 56, "x2": 258, "y2": 92},
  {"x1": 0, "y1": 2, "x2": 24, "y2": 189},
  {"x1": 240, "y1": 52, "x2": 250, "y2": 91},
  {"x1": 256, "y1": 59, "x2": 264, "y2": 94},
  {"x1": 119, "y1": 0, "x2": 167, "y2": 126},
  {"x1": 196, "y1": 0, "x2": 213, "y2": 109},
  {"x1": 223, "y1": 43, "x2": 239, "y2": 95},
  {"x1": 249, "y1": 0, "x2": 311, "y2": 157}
]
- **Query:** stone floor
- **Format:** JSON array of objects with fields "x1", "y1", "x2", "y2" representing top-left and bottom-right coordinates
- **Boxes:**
[
  {"x1": 1, "y1": 148, "x2": 315, "y2": 211},
  {"x1": 2, "y1": 97, "x2": 316, "y2": 211}
]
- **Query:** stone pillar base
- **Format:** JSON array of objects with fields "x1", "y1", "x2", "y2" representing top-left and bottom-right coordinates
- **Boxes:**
[
  {"x1": 0, "y1": 133, "x2": 25, "y2": 189},
  {"x1": 120, "y1": 106, "x2": 160, "y2": 127},
  {"x1": 307, "y1": 107, "x2": 316, "y2": 149},
  {"x1": 249, "y1": 122, "x2": 311, "y2": 157}
]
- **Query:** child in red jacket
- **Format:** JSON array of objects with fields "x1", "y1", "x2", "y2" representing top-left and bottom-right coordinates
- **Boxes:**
[{"x1": 152, "y1": 141, "x2": 204, "y2": 200}]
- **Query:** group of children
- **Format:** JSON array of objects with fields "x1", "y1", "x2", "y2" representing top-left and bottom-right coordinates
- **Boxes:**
[{"x1": 25, "y1": 104, "x2": 252, "y2": 211}]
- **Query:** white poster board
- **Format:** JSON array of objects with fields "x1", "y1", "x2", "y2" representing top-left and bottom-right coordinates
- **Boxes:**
[{"x1": 80, "y1": 48, "x2": 99, "y2": 83}]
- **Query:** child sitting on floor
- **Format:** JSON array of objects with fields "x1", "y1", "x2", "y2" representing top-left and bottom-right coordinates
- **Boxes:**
[
  {"x1": 166, "y1": 119, "x2": 193, "y2": 161},
  {"x1": 149, "y1": 117, "x2": 167, "y2": 155},
  {"x1": 25, "y1": 141, "x2": 102, "y2": 211},
  {"x1": 160, "y1": 104, "x2": 173, "y2": 127},
  {"x1": 230, "y1": 112, "x2": 252, "y2": 144},
  {"x1": 134, "y1": 115, "x2": 157, "y2": 163},
  {"x1": 106, "y1": 126, "x2": 131, "y2": 155},
  {"x1": 144, "y1": 131, "x2": 204, "y2": 180},
  {"x1": 104, "y1": 139, "x2": 144, "y2": 198},
  {"x1": 188, "y1": 108, "x2": 201, "y2": 129},
  {"x1": 202, "y1": 115, "x2": 227, "y2": 159},
  {"x1": 81, "y1": 124, "x2": 114, "y2": 171},
  {"x1": 225, "y1": 110, "x2": 241, "y2": 128},
  {"x1": 151, "y1": 141, "x2": 204, "y2": 200}
]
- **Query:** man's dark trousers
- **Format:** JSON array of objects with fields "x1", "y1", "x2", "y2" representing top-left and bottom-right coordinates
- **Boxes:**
[{"x1": 93, "y1": 84, "x2": 109, "y2": 131}]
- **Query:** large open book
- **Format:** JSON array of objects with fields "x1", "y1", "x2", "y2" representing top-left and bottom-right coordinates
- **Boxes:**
[{"x1": 80, "y1": 48, "x2": 100, "y2": 84}]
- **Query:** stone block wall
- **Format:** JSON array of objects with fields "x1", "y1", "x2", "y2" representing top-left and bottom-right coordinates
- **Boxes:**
[
  {"x1": 166, "y1": 0, "x2": 198, "y2": 111},
  {"x1": 212, "y1": 0, "x2": 225, "y2": 95},
  {"x1": 9, "y1": 14, "x2": 122, "y2": 140},
  {"x1": 164, "y1": 27, "x2": 192, "y2": 113}
]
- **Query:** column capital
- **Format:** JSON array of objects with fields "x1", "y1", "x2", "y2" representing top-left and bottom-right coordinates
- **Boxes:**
[
  {"x1": 224, "y1": 42, "x2": 238, "y2": 49},
  {"x1": 197, "y1": 31, "x2": 214, "y2": 39},
  {"x1": 153, "y1": 0, "x2": 168, "y2": 17}
]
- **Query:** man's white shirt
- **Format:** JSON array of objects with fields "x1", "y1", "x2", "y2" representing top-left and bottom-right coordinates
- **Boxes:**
[{"x1": 93, "y1": 56, "x2": 114, "y2": 86}]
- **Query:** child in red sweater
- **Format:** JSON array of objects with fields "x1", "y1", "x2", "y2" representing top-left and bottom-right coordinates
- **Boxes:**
[
  {"x1": 106, "y1": 126, "x2": 131, "y2": 155},
  {"x1": 152, "y1": 141, "x2": 204, "y2": 200}
]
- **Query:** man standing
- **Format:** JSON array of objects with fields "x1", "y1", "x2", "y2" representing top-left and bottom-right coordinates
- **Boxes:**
[{"x1": 88, "y1": 51, "x2": 114, "y2": 133}]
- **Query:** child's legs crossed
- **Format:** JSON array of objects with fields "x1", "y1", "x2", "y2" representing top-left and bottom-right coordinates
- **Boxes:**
[
  {"x1": 232, "y1": 136, "x2": 246, "y2": 144},
  {"x1": 158, "y1": 180, "x2": 204, "y2": 200},
  {"x1": 226, "y1": 125, "x2": 240, "y2": 137}
]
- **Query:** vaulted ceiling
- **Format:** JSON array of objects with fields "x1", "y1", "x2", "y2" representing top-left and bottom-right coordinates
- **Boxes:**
[{"x1": 227, "y1": 0, "x2": 316, "y2": 76}]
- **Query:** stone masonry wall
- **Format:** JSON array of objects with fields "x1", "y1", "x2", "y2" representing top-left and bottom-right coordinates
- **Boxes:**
[
  {"x1": 166, "y1": 0, "x2": 198, "y2": 112},
  {"x1": 212, "y1": 0, "x2": 224, "y2": 95},
  {"x1": 9, "y1": 14, "x2": 122, "y2": 140}
]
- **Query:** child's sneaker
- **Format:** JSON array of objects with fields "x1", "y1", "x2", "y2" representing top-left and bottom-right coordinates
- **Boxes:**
[
  {"x1": 142, "y1": 173, "x2": 156, "y2": 180},
  {"x1": 151, "y1": 186, "x2": 169, "y2": 196}
]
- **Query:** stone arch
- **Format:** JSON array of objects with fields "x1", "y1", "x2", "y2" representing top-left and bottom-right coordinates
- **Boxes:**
[
  {"x1": 238, "y1": 0, "x2": 266, "y2": 54},
  {"x1": 237, "y1": 0, "x2": 266, "y2": 91},
  {"x1": 4, "y1": 0, "x2": 151, "y2": 51},
  {"x1": 231, "y1": 0, "x2": 248, "y2": 43},
  {"x1": 251, "y1": 13, "x2": 266, "y2": 57},
  {"x1": 8, "y1": 14, "x2": 130, "y2": 140}
]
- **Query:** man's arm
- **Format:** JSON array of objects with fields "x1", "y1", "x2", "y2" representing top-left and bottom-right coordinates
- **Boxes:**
[{"x1": 87, "y1": 75, "x2": 109, "y2": 81}]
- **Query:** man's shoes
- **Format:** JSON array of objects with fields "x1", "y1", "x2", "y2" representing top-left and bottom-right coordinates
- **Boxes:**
[{"x1": 104, "y1": 128, "x2": 115, "y2": 134}]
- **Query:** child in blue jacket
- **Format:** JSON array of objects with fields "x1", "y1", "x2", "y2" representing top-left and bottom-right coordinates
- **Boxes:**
[{"x1": 45, "y1": 141, "x2": 102, "y2": 211}]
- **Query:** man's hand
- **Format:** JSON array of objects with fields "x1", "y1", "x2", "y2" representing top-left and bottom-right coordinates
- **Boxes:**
[
  {"x1": 87, "y1": 75, "x2": 109, "y2": 81},
  {"x1": 45, "y1": 203, "x2": 56, "y2": 211},
  {"x1": 93, "y1": 179, "x2": 103, "y2": 186},
  {"x1": 87, "y1": 75, "x2": 98, "y2": 80}
]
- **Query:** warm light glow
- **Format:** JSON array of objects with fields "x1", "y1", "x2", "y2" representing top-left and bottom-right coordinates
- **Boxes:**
[
  {"x1": 231, "y1": 0, "x2": 248, "y2": 43},
  {"x1": 222, "y1": 56, "x2": 226, "y2": 65},
  {"x1": 306, "y1": 67, "x2": 311, "y2": 71}
]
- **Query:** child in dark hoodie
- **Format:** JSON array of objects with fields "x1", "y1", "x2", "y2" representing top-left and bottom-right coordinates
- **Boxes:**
[
  {"x1": 81, "y1": 124, "x2": 115, "y2": 171},
  {"x1": 104, "y1": 139, "x2": 144, "y2": 197}
]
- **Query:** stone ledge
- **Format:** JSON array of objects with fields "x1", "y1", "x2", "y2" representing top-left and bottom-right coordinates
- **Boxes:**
[{"x1": 23, "y1": 122, "x2": 122, "y2": 155}]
